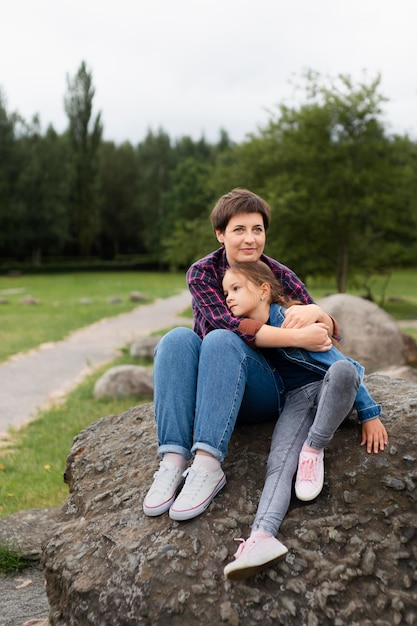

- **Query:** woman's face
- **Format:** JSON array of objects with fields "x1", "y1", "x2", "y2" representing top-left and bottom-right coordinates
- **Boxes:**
[{"x1": 215, "y1": 212, "x2": 266, "y2": 266}]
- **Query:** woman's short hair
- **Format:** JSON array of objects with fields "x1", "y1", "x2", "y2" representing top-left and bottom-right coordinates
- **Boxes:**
[{"x1": 210, "y1": 188, "x2": 271, "y2": 233}]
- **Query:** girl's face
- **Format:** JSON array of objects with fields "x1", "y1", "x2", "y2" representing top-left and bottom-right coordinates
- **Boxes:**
[
  {"x1": 215, "y1": 212, "x2": 266, "y2": 266},
  {"x1": 222, "y1": 270, "x2": 269, "y2": 321}
]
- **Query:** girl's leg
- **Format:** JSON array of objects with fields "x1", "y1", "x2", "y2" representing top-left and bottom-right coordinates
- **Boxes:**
[
  {"x1": 305, "y1": 360, "x2": 359, "y2": 449},
  {"x1": 224, "y1": 383, "x2": 319, "y2": 579},
  {"x1": 251, "y1": 383, "x2": 319, "y2": 537},
  {"x1": 295, "y1": 360, "x2": 360, "y2": 502}
]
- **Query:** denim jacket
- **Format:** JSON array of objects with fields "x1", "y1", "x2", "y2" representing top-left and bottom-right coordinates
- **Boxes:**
[{"x1": 269, "y1": 303, "x2": 381, "y2": 423}]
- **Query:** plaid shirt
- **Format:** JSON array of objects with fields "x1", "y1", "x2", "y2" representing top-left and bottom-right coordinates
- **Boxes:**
[{"x1": 186, "y1": 247, "x2": 321, "y2": 344}]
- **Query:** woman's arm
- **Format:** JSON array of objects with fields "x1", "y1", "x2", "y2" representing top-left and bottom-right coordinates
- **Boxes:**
[{"x1": 282, "y1": 303, "x2": 335, "y2": 338}]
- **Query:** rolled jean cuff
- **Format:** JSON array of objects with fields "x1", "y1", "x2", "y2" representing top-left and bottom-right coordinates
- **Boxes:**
[
  {"x1": 191, "y1": 442, "x2": 223, "y2": 462},
  {"x1": 157, "y1": 444, "x2": 192, "y2": 461}
]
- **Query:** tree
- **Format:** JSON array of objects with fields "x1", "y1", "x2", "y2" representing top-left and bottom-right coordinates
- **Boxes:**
[
  {"x1": 135, "y1": 129, "x2": 177, "y2": 260},
  {"x1": 97, "y1": 141, "x2": 143, "y2": 258},
  {"x1": 14, "y1": 120, "x2": 71, "y2": 263},
  {"x1": 230, "y1": 71, "x2": 413, "y2": 292},
  {"x1": 0, "y1": 91, "x2": 25, "y2": 257},
  {"x1": 64, "y1": 61, "x2": 102, "y2": 256}
]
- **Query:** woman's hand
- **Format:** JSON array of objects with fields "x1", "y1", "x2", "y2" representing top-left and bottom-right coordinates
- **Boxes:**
[
  {"x1": 361, "y1": 418, "x2": 389, "y2": 454},
  {"x1": 283, "y1": 304, "x2": 333, "y2": 337}
]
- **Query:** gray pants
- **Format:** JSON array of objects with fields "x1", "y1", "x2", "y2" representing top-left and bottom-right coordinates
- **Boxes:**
[{"x1": 252, "y1": 360, "x2": 360, "y2": 537}]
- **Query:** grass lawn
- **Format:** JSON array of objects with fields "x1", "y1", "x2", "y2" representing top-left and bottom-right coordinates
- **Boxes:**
[{"x1": 0, "y1": 271, "x2": 186, "y2": 362}]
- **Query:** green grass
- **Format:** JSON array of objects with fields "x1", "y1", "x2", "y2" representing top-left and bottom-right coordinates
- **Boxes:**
[
  {"x1": 0, "y1": 271, "x2": 186, "y2": 362},
  {"x1": 0, "y1": 540, "x2": 30, "y2": 574}
]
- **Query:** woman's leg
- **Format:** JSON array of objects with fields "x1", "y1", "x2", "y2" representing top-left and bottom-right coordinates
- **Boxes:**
[
  {"x1": 144, "y1": 327, "x2": 202, "y2": 516},
  {"x1": 192, "y1": 329, "x2": 282, "y2": 461},
  {"x1": 153, "y1": 327, "x2": 202, "y2": 460}
]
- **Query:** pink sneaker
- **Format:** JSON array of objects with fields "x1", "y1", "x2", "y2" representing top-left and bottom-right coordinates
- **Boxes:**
[
  {"x1": 223, "y1": 535, "x2": 288, "y2": 580},
  {"x1": 295, "y1": 448, "x2": 324, "y2": 501}
]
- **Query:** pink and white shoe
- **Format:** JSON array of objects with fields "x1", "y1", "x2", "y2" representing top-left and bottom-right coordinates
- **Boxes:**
[
  {"x1": 224, "y1": 534, "x2": 288, "y2": 580},
  {"x1": 295, "y1": 448, "x2": 324, "y2": 501}
]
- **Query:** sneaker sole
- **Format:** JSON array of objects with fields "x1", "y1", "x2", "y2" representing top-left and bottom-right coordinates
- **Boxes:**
[
  {"x1": 169, "y1": 474, "x2": 226, "y2": 521},
  {"x1": 224, "y1": 550, "x2": 288, "y2": 581}
]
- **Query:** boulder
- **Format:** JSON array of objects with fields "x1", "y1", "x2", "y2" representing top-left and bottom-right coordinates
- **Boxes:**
[
  {"x1": 129, "y1": 336, "x2": 161, "y2": 360},
  {"x1": 377, "y1": 364, "x2": 417, "y2": 384},
  {"x1": 318, "y1": 294, "x2": 405, "y2": 373},
  {"x1": 93, "y1": 365, "x2": 153, "y2": 398},
  {"x1": 40, "y1": 375, "x2": 417, "y2": 626},
  {"x1": 130, "y1": 291, "x2": 148, "y2": 303}
]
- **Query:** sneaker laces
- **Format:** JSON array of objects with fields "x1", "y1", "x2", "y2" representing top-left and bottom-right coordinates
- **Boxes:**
[
  {"x1": 149, "y1": 462, "x2": 179, "y2": 495},
  {"x1": 180, "y1": 466, "x2": 207, "y2": 495},
  {"x1": 298, "y1": 456, "x2": 318, "y2": 481},
  {"x1": 232, "y1": 537, "x2": 256, "y2": 559}
]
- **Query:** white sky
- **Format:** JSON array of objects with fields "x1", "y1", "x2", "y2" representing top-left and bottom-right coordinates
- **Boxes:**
[{"x1": 1, "y1": 0, "x2": 416, "y2": 144}]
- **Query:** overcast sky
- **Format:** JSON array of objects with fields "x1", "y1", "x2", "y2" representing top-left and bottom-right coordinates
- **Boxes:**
[{"x1": 1, "y1": 0, "x2": 416, "y2": 144}]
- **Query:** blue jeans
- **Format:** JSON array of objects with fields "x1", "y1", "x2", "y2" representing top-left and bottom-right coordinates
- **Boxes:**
[
  {"x1": 153, "y1": 327, "x2": 284, "y2": 462},
  {"x1": 252, "y1": 360, "x2": 360, "y2": 537}
]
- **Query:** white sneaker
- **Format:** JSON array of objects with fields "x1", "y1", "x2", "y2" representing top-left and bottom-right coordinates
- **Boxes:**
[
  {"x1": 224, "y1": 535, "x2": 288, "y2": 580},
  {"x1": 169, "y1": 465, "x2": 226, "y2": 521},
  {"x1": 143, "y1": 460, "x2": 184, "y2": 516}
]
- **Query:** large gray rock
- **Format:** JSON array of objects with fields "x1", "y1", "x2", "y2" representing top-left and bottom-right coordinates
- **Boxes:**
[
  {"x1": 129, "y1": 336, "x2": 161, "y2": 360},
  {"x1": 40, "y1": 375, "x2": 417, "y2": 626},
  {"x1": 93, "y1": 365, "x2": 153, "y2": 398},
  {"x1": 318, "y1": 294, "x2": 406, "y2": 373}
]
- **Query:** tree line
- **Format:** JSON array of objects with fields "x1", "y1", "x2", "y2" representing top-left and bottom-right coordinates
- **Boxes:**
[{"x1": 1, "y1": 62, "x2": 416, "y2": 291}]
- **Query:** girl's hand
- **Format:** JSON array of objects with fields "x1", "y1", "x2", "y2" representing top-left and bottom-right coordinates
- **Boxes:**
[{"x1": 361, "y1": 418, "x2": 388, "y2": 454}]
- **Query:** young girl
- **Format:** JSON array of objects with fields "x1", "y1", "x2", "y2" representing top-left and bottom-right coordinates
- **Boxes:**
[{"x1": 222, "y1": 260, "x2": 388, "y2": 580}]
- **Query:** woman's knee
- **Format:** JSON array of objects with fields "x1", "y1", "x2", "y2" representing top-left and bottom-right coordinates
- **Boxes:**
[
  {"x1": 154, "y1": 327, "x2": 201, "y2": 361},
  {"x1": 200, "y1": 328, "x2": 246, "y2": 355}
]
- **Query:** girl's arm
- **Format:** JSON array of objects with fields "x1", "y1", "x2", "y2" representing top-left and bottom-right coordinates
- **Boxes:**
[{"x1": 254, "y1": 322, "x2": 333, "y2": 352}]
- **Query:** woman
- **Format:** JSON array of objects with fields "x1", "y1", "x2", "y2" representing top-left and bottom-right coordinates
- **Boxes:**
[{"x1": 143, "y1": 188, "x2": 337, "y2": 522}]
